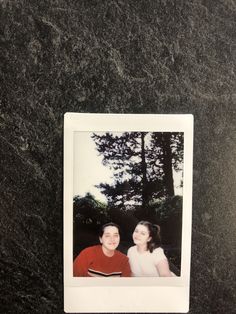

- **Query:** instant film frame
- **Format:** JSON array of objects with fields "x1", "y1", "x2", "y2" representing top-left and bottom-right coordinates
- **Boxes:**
[{"x1": 64, "y1": 113, "x2": 193, "y2": 313}]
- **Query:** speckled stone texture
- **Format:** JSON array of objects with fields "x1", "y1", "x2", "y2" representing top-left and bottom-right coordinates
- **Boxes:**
[{"x1": 0, "y1": 0, "x2": 235, "y2": 313}]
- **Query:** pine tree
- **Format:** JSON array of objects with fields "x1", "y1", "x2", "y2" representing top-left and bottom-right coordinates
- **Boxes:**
[{"x1": 92, "y1": 132, "x2": 183, "y2": 208}]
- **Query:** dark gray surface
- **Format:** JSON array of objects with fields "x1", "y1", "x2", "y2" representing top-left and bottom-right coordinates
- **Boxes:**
[{"x1": 0, "y1": 1, "x2": 236, "y2": 313}]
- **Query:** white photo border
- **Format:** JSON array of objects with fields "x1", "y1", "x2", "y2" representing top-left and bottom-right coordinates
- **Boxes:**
[{"x1": 64, "y1": 113, "x2": 194, "y2": 313}]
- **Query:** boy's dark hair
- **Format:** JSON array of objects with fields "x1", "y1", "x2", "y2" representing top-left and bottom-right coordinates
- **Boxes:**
[{"x1": 98, "y1": 222, "x2": 120, "y2": 238}]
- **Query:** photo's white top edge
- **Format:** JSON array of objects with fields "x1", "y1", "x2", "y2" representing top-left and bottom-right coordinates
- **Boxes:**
[
  {"x1": 64, "y1": 113, "x2": 194, "y2": 132},
  {"x1": 64, "y1": 112, "x2": 193, "y2": 116},
  {"x1": 64, "y1": 112, "x2": 194, "y2": 119}
]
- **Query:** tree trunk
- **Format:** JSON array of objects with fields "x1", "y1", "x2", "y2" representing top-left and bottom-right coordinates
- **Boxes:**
[
  {"x1": 161, "y1": 133, "x2": 175, "y2": 197},
  {"x1": 141, "y1": 132, "x2": 149, "y2": 208}
]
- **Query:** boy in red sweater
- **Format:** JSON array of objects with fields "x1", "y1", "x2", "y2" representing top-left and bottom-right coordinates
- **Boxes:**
[{"x1": 73, "y1": 223, "x2": 131, "y2": 277}]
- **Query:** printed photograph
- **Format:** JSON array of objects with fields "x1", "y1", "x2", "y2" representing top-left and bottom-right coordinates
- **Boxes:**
[{"x1": 73, "y1": 131, "x2": 184, "y2": 277}]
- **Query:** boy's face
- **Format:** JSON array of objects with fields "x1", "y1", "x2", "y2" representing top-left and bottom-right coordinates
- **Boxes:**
[{"x1": 99, "y1": 226, "x2": 120, "y2": 252}]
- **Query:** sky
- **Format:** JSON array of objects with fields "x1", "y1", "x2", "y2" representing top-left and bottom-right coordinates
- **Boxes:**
[
  {"x1": 73, "y1": 132, "x2": 113, "y2": 202},
  {"x1": 73, "y1": 132, "x2": 183, "y2": 203}
]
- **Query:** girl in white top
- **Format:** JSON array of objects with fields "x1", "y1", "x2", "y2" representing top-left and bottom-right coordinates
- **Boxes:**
[{"x1": 127, "y1": 221, "x2": 175, "y2": 277}]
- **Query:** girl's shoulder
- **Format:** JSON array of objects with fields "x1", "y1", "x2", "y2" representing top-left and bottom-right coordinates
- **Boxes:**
[
  {"x1": 152, "y1": 247, "x2": 167, "y2": 262},
  {"x1": 127, "y1": 245, "x2": 136, "y2": 254},
  {"x1": 153, "y1": 246, "x2": 164, "y2": 253}
]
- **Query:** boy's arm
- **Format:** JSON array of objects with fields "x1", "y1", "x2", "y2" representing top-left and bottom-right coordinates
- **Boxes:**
[
  {"x1": 121, "y1": 257, "x2": 132, "y2": 277},
  {"x1": 73, "y1": 249, "x2": 89, "y2": 277}
]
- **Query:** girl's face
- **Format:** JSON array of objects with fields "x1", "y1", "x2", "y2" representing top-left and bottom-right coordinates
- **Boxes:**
[
  {"x1": 99, "y1": 226, "x2": 120, "y2": 252},
  {"x1": 133, "y1": 224, "x2": 151, "y2": 247}
]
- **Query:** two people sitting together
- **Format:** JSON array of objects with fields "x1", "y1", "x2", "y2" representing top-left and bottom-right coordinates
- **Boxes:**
[{"x1": 73, "y1": 221, "x2": 175, "y2": 277}]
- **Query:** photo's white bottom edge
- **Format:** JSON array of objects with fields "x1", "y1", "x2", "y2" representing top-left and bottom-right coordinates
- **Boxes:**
[{"x1": 64, "y1": 286, "x2": 189, "y2": 313}]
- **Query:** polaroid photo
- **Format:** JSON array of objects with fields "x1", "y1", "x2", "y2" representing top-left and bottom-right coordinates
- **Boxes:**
[{"x1": 64, "y1": 113, "x2": 194, "y2": 313}]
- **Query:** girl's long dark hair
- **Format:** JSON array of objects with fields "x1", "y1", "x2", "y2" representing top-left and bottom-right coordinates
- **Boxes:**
[{"x1": 138, "y1": 221, "x2": 161, "y2": 253}]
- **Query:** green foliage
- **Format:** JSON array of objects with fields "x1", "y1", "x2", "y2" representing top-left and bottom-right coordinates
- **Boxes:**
[
  {"x1": 154, "y1": 195, "x2": 183, "y2": 221},
  {"x1": 157, "y1": 196, "x2": 183, "y2": 247},
  {"x1": 73, "y1": 193, "x2": 107, "y2": 226},
  {"x1": 108, "y1": 207, "x2": 138, "y2": 239}
]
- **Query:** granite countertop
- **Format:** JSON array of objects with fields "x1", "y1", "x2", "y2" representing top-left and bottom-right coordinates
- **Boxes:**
[{"x1": 0, "y1": 1, "x2": 235, "y2": 313}]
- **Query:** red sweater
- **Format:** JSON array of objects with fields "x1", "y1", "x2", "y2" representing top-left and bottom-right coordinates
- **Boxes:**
[{"x1": 73, "y1": 245, "x2": 131, "y2": 277}]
